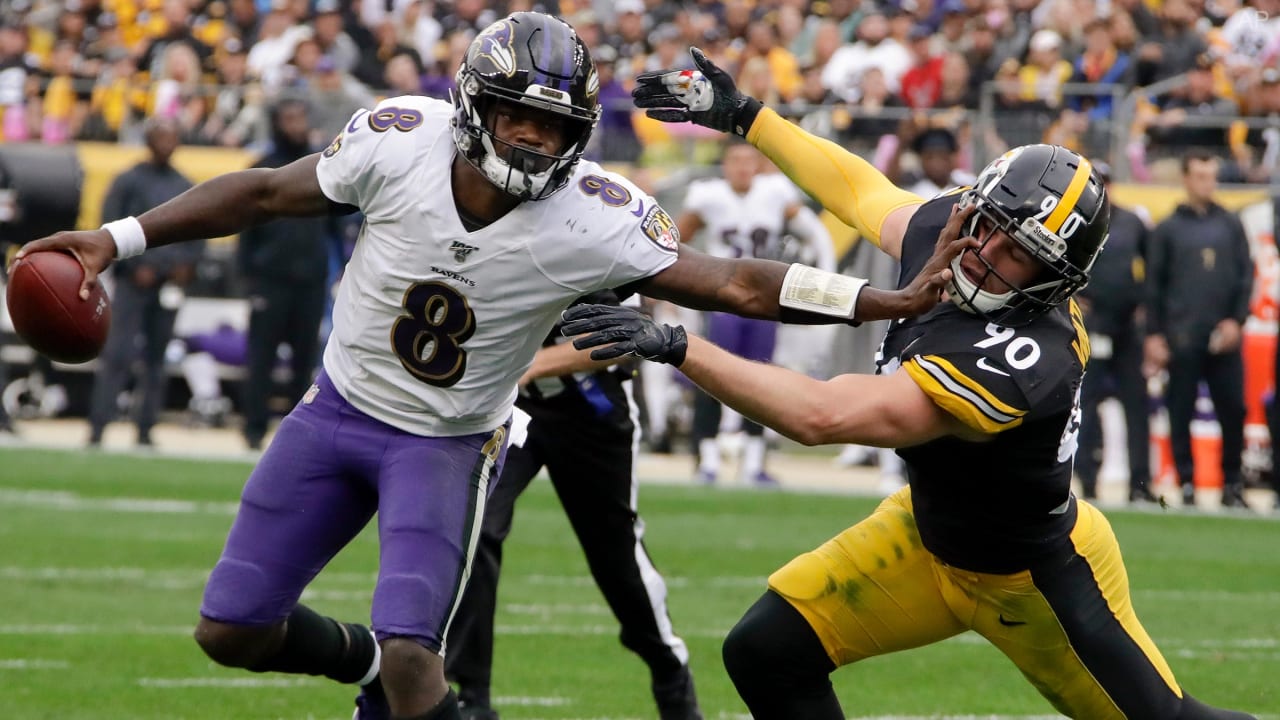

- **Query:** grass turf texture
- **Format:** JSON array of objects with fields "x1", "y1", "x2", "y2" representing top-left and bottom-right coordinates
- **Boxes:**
[{"x1": 1, "y1": 447, "x2": 1277, "y2": 719}]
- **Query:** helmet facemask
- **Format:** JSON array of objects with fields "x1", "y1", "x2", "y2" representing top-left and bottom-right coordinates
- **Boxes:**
[{"x1": 946, "y1": 192, "x2": 1093, "y2": 327}]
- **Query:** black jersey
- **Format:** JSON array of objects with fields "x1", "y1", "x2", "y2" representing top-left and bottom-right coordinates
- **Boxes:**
[{"x1": 880, "y1": 193, "x2": 1090, "y2": 574}]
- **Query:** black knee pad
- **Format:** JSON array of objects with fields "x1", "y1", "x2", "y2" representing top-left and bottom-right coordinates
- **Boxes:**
[{"x1": 723, "y1": 590, "x2": 834, "y2": 692}]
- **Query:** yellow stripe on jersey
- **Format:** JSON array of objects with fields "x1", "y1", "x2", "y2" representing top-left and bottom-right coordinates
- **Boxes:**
[
  {"x1": 905, "y1": 355, "x2": 1027, "y2": 433},
  {"x1": 746, "y1": 107, "x2": 922, "y2": 248},
  {"x1": 1043, "y1": 157, "x2": 1093, "y2": 234},
  {"x1": 1068, "y1": 298, "x2": 1090, "y2": 367}
]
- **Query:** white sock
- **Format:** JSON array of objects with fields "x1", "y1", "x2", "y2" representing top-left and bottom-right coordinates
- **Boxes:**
[
  {"x1": 741, "y1": 436, "x2": 766, "y2": 480},
  {"x1": 698, "y1": 438, "x2": 720, "y2": 474}
]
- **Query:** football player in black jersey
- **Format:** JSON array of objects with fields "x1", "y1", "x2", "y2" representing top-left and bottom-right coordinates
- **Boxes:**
[{"x1": 558, "y1": 49, "x2": 1260, "y2": 720}]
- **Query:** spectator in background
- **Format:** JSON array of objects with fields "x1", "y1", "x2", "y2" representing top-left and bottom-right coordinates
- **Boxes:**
[
  {"x1": 891, "y1": 125, "x2": 975, "y2": 197},
  {"x1": 937, "y1": 51, "x2": 978, "y2": 110},
  {"x1": 227, "y1": 0, "x2": 261, "y2": 46},
  {"x1": 1139, "y1": 53, "x2": 1238, "y2": 179},
  {"x1": 822, "y1": 9, "x2": 911, "y2": 103},
  {"x1": 741, "y1": 18, "x2": 801, "y2": 102},
  {"x1": 37, "y1": 39, "x2": 89, "y2": 143},
  {"x1": 150, "y1": 41, "x2": 208, "y2": 142},
  {"x1": 312, "y1": 0, "x2": 360, "y2": 75},
  {"x1": 1145, "y1": 152, "x2": 1253, "y2": 509},
  {"x1": 900, "y1": 24, "x2": 943, "y2": 110},
  {"x1": 304, "y1": 55, "x2": 375, "y2": 147},
  {"x1": 136, "y1": 0, "x2": 213, "y2": 78},
  {"x1": 1074, "y1": 162, "x2": 1156, "y2": 505},
  {"x1": 88, "y1": 118, "x2": 205, "y2": 448},
  {"x1": 237, "y1": 99, "x2": 328, "y2": 451},
  {"x1": 83, "y1": 47, "x2": 135, "y2": 141},
  {"x1": 201, "y1": 36, "x2": 268, "y2": 148},
  {"x1": 1069, "y1": 17, "x2": 1132, "y2": 122},
  {"x1": 588, "y1": 44, "x2": 642, "y2": 163},
  {"x1": 841, "y1": 66, "x2": 906, "y2": 151},
  {"x1": 353, "y1": 19, "x2": 421, "y2": 88},
  {"x1": 1227, "y1": 66, "x2": 1280, "y2": 184},
  {"x1": 610, "y1": 0, "x2": 651, "y2": 65},
  {"x1": 246, "y1": 7, "x2": 310, "y2": 92},
  {"x1": 419, "y1": 31, "x2": 469, "y2": 100},
  {"x1": 1134, "y1": 0, "x2": 1207, "y2": 86},
  {"x1": 1017, "y1": 29, "x2": 1073, "y2": 109},
  {"x1": 383, "y1": 50, "x2": 424, "y2": 97}
]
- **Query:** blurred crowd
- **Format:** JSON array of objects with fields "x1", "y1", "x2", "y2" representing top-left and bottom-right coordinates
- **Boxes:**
[{"x1": 0, "y1": 0, "x2": 1277, "y2": 179}]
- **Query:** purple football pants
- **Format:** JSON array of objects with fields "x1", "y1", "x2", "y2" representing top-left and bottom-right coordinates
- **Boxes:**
[
  {"x1": 200, "y1": 371, "x2": 509, "y2": 652},
  {"x1": 707, "y1": 312, "x2": 778, "y2": 362}
]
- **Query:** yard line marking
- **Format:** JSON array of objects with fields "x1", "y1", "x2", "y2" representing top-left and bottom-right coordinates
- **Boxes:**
[
  {"x1": 491, "y1": 696, "x2": 572, "y2": 707},
  {"x1": 0, "y1": 624, "x2": 192, "y2": 636},
  {"x1": 0, "y1": 659, "x2": 70, "y2": 669},
  {"x1": 137, "y1": 677, "x2": 319, "y2": 688},
  {"x1": 504, "y1": 603, "x2": 613, "y2": 616},
  {"x1": 0, "y1": 489, "x2": 237, "y2": 515}
]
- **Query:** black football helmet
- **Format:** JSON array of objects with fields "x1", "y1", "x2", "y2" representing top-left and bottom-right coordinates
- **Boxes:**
[
  {"x1": 452, "y1": 12, "x2": 600, "y2": 200},
  {"x1": 947, "y1": 144, "x2": 1110, "y2": 326}
]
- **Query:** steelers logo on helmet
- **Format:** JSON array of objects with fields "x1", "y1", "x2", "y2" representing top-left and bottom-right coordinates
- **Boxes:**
[
  {"x1": 945, "y1": 144, "x2": 1110, "y2": 327},
  {"x1": 451, "y1": 12, "x2": 601, "y2": 201}
]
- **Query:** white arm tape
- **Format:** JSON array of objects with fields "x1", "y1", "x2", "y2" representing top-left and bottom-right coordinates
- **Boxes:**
[
  {"x1": 101, "y1": 216, "x2": 147, "y2": 259},
  {"x1": 778, "y1": 263, "x2": 868, "y2": 320}
]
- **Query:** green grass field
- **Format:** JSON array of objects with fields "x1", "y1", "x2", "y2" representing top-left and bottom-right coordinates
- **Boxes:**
[{"x1": 1, "y1": 446, "x2": 1277, "y2": 720}]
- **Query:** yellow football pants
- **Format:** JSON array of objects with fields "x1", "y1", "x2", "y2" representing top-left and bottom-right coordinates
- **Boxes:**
[{"x1": 768, "y1": 488, "x2": 1183, "y2": 719}]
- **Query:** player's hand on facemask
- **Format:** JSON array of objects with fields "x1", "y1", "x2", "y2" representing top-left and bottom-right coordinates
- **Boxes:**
[
  {"x1": 561, "y1": 304, "x2": 688, "y2": 366},
  {"x1": 632, "y1": 47, "x2": 763, "y2": 137},
  {"x1": 895, "y1": 202, "x2": 980, "y2": 317}
]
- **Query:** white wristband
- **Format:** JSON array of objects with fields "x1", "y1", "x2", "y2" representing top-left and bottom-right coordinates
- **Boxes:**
[
  {"x1": 101, "y1": 216, "x2": 147, "y2": 259},
  {"x1": 778, "y1": 263, "x2": 868, "y2": 320}
]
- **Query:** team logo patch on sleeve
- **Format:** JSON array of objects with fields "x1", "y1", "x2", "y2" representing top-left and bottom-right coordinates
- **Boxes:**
[
  {"x1": 322, "y1": 134, "x2": 342, "y2": 158},
  {"x1": 640, "y1": 205, "x2": 680, "y2": 252}
]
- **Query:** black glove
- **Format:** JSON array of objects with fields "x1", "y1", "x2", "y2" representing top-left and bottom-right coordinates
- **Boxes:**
[
  {"x1": 632, "y1": 47, "x2": 764, "y2": 137},
  {"x1": 561, "y1": 304, "x2": 688, "y2": 366}
]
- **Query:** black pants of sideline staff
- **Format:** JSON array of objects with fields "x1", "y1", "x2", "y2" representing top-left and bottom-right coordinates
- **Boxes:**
[
  {"x1": 241, "y1": 279, "x2": 326, "y2": 449},
  {"x1": 1165, "y1": 345, "x2": 1245, "y2": 497},
  {"x1": 1076, "y1": 334, "x2": 1151, "y2": 500},
  {"x1": 445, "y1": 401, "x2": 696, "y2": 716}
]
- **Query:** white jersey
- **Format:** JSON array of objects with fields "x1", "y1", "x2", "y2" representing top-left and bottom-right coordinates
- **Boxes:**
[
  {"x1": 315, "y1": 96, "x2": 679, "y2": 436},
  {"x1": 683, "y1": 174, "x2": 799, "y2": 261}
]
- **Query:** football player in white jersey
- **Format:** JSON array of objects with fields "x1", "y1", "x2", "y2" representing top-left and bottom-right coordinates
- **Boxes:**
[
  {"x1": 16, "y1": 13, "x2": 966, "y2": 720},
  {"x1": 676, "y1": 139, "x2": 834, "y2": 486}
]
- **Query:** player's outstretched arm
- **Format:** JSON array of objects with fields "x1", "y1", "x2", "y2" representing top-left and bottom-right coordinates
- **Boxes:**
[
  {"x1": 15, "y1": 154, "x2": 330, "y2": 299},
  {"x1": 633, "y1": 203, "x2": 977, "y2": 324},
  {"x1": 563, "y1": 305, "x2": 974, "y2": 447},
  {"x1": 634, "y1": 48, "x2": 922, "y2": 258}
]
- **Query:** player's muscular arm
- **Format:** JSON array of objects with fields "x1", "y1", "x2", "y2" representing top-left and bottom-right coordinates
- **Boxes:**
[
  {"x1": 634, "y1": 205, "x2": 975, "y2": 323},
  {"x1": 518, "y1": 342, "x2": 622, "y2": 385},
  {"x1": 677, "y1": 334, "x2": 980, "y2": 446},
  {"x1": 746, "y1": 107, "x2": 921, "y2": 259},
  {"x1": 15, "y1": 154, "x2": 331, "y2": 298},
  {"x1": 137, "y1": 154, "x2": 330, "y2": 245}
]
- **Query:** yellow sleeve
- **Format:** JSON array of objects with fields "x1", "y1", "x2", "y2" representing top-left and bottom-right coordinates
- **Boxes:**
[{"x1": 745, "y1": 107, "x2": 922, "y2": 248}]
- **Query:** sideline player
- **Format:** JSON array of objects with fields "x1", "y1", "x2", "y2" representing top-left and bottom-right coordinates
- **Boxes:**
[
  {"x1": 14, "y1": 16, "x2": 964, "y2": 720},
  {"x1": 676, "y1": 139, "x2": 834, "y2": 485},
  {"x1": 563, "y1": 47, "x2": 1262, "y2": 720}
]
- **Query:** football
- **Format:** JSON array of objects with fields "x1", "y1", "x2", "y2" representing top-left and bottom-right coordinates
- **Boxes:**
[{"x1": 6, "y1": 250, "x2": 111, "y2": 364}]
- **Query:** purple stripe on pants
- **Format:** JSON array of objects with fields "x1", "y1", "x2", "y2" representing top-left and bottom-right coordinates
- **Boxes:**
[{"x1": 200, "y1": 371, "x2": 509, "y2": 651}]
